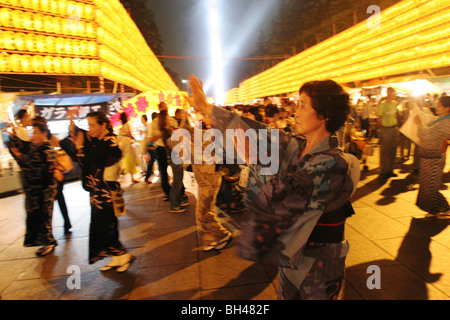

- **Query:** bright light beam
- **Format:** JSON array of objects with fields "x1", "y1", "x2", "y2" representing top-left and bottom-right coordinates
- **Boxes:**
[{"x1": 207, "y1": 0, "x2": 224, "y2": 105}]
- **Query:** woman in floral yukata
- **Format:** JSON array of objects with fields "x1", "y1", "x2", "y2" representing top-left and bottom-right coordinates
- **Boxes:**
[
  {"x1": 60, "y1": 111, "x2": 133, "y2": 272},
  {"x1": 186, "y1": 75, "x2": 357, "y2": 300}
]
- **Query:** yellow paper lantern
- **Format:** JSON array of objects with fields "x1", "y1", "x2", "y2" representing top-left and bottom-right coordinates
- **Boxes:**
[
  {"x1": 64, "y1": 38, "x2": 73, "y2": 55},
  {"x1": 49, "y1": 0, "x2": 59, "y2": 13},
  {"x1": 32, "y1": 54, "x2": 44, "y2": 73},
  {"x1": 55, "y1": 37, "x2": 65, "y2": 54},
  {"x1": 79, "y1": 40, "x2": 88, "y2": 55},
  {"x1": 2, "y1": 31, "x2": 15, "y2": 50},
  {"x1": 9, "y1": 54, "x2": 22, "y2": 72},
  {"x1": 40, "y1": 0, "x2": 50, "y2": 13},
  {"x1": 80, "y1": 58, "x2": 90, "y2": 74},
  {"x1": 33, "y1": 13, "x2": 44, "y2": 32},
  {"x1": 88, "y1": 41, "x2": 97, "y2": 56},
  {"x1": 35, "y1": 34, "x2": 46, "y2": 52},
  {"x1": 21, "y1": 11, "x2": 34, "y2": 30},
  {"x1": 62, "y1": 57, "x2": 72, "y2": 73},
  {"x1": 72, "y1": 39, "x2": 80, "y2": 55},
  {"x1": 53, "y1": 56, "x2": 62, "y2": 73},
  {"x1": 59, "y1": 0, "x2": 68, "y2": 16},
  {"x1": 25, "y1": 33, "x2": 37, "y2": 51},
  {"x1": 20, "y1": 0, "x2": 32, "y2": 9},
  {"x1": 30, "y1": 0, "x2": 40, "y2": 10},
  {"x1": 51, "y1": 16, "x2": 62, "y2": 35},
  {"x1": 43, "y1": 55, "x2": 53, "y2": 73},
  {"x1": 90, "y1": 59, "x2": 99, "y2": 74},
  {"x1": 0, "y1": 8, "x2": 13, "y2": 28},
  {"x1": 84, "y1": 4, "x2": 94, "y2": 20},
  {"x1": 13, "y1": 32, "x2": 26, "y2": 51},
  {"x1": 43, "y1": 15, "x2": 55, "y2": 33},
  {"x1": 45, "y1": 36, "x2": 55, "y2": 53},
  {"x1": 0, "y1": 52, "x2": 10, "y2": 72},
  {"x1": 11, "y1": 10, "x2": 24, "y2": 29},
  {"x1": 21, "y1": 54, "x2": 33, "y2": 73},
  {"x1": 71, "y1": 57, "x2": 81, "y2": 74},
  {"x1": 85, "y1": 23, "x2": 95, "y2": 38}
]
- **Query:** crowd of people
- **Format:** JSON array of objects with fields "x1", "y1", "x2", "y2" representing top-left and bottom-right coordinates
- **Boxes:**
[{"x1": 2, "y1": 78, "x2": 449, "y2": 299}]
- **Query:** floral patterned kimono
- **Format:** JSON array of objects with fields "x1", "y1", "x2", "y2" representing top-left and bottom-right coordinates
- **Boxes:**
[
  {"x1": 8, "y1": 136, "x2": 58, "y2": 247},
  {"x1": 209, "y1": 106, "x2": 355, "y2": 300},
  {"x1": 60, "y1": 130, "x2": 127, "y2": 264}
]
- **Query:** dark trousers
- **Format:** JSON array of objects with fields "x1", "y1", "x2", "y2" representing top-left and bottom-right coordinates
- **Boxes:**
[
  {"x1": 155, "y1": 146, "x2": 170, "y2": 197},
  {"x1": 56, "y1": 180, "x2": 71, "y2": 229},
  {"x1": 145, "y1": 148, "x2": 158, "y2": 180}
]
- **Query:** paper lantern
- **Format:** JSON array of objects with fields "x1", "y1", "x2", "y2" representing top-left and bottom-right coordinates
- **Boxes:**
[
  {"x1": 64, "y1": 38, "x2": 73, "y2": 55},
  {"x1": 2, "y1": 31, "x2": 15, "y2": 50},
  {"x1": 80, "y1": 58, "x2": 90, "y2": 74},
  {"x1": 20, "y1": 0, "x2": 32, "y2": 9},
  {"x1": 49, "y1": 0, "x2": 59, "y2": 13},
  {"x1": 53, "y1": 56, "x2": 62, "y2": 73},
  {"x1": 13, "y1": 32, "x2": 26, "y2": 51},
  {"x1": 85, "y1": 22, "x2": 95, "y2": 38},
  {"x1": 88, "y1": 41, "x2": 97, "y2": 56},
  {"x1": 43, "y1": 55, "x2": 53, "y2": 73},
  {"x1": 84, "y1": 4, "x2": 94, "y2": 20},
  {"x1": 9, "y1": 54, "x2": 22, "y2": 72},
  {"x1": 21, "y1": 11, "x2": 34, "y2": 30},
  {"x1": 62, "y1": 57, "x2": 72, "y2": 73},
  {"x1": 45, "y1": 36, "x2": 56, "y2": 53},
  {"x1": 51, "y1": 17, "x2": 63, "y2": 35},
  {"x1": 35, "y1": 34, "x2": 46, "y2": 52},
  {"x1": 32, "y1": 55, "x2": 44, "y2": 73},
  {"x1": 21, "y1": 54, "x2": 33, "y2": 73},
  {"x1": 40, "y1": 0, "x2": 50, "y2": 13},
  {"x1": 79, "y1": 40, "x2": 88, "y2": 55},
  {"x1": 33, "y1": 13, "x2": 44, "y2": 31},
  {"x1": 55, "y1": 37, "x2": 65, "y2": 54},
  {"x1": 71, "y1": 57, "x2": 81, "y2": 73},
  {"x1": 0, "y1": 8, "x2": 13, "y2": 28},
  {"x1": 58, "y1": 0, "x2": 68, "y2": 16},
  {"x1": 90, "y1": 59, "x2": 99, "y2": 74},
  {"x1": 72, "y1": 39, "x2": 80, "y2": 55},
  {"x1": 30, "y1": 0, "x2": 40, "y2": 10},
  {"x1": 25, "y1": 33, "x2": 37, "y2": 51},
  {"x1": 0, "y1": 52, "x2": 10, "y2": 72},
  {"x1": 11, "y1": 10, "x2": 24, "y2": 29}
]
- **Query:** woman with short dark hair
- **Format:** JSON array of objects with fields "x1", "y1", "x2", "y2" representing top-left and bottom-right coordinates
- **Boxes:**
[
  {"x1": 7, "y1": 121, "x2": 58, "y2": 256},
  {"x1": 187, "y1": 75, "x2": 358, "y2": 300}
]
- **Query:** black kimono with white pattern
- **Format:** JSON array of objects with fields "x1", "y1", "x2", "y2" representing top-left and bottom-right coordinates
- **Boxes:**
[
  {"x1": 60, "y1": 130, "x2": 127, "y2": 264},
  {"x1": 8, "y1": 136, "x2": 58, "y2": 247}
]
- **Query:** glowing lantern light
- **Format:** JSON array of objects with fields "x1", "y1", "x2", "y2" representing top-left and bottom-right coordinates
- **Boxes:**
[
  {"x1": 0, "y1": 52, "x2": 10, "y2": 72},
  {"x1": 33, "y1": 13, "x2": 44, "y2": 31},
  {"x1": 2, "y1": 31, "x2": 15, "y2": 50},
  {"x1": 13, "y1": 32, "x2": 26, "y2": 51},
  {"x1": 11, "y1": 10, "x2": 24, "y2": 29},
  {"x1": 32, "y1": 55, "x2": 44, "y2": 73},
  {"x1": 62, "y1": 57, "x2": 72, "y2": 73},
  {"x1": 43, "y1": 55, "x2": 53, "y2": 73},
  {"x1": 45, "y1": 36, "x2": 55, "y2": 53},
  {"x1": 35, "y1": 34, "x2": 46, "y2": 52},
  {"x1": 25, "y1": 33, "x2": 37, "y2": 51},
  {"x1": 0, "y1": 8, "x2": 13, "y2": 28},
  {"x1": 21, "y1": 54, "x2": 33, "y2": 73},
  {"x1": 53, "y1": 56, "x2": 63, "y2": 73},
  {"x1": 9, "y1": 54, "x2": 22, "y2": 72}
]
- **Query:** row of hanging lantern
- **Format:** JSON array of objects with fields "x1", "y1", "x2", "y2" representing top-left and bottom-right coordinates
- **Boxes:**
[
  {"x1": 0, "y1": 52, "x2": 99, "y2": 74},
  {"x1": 1, "y1": 31, "x2": 98, "y2": 56}
]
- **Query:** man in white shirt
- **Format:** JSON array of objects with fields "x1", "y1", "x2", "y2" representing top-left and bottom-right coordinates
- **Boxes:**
[{"x1": 147, "y1": 102, "x2": 178, "y2": 200}]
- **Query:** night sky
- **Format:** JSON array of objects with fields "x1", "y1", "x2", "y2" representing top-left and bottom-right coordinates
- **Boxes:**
[{"x1": 145, "y1": 0, "x2": 280, "y2": 98}]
